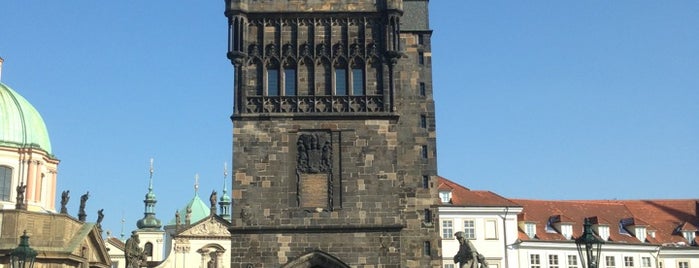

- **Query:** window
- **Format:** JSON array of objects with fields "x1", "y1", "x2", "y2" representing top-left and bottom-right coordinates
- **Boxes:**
[
  {"x1": 530, "y1": 254, "x2": 541, "y2": 268},
  {"x1": 421, "y1": 145, "x2": 428, "y2": 159},
  {"x1": 678, "y1": 261, "x2": 689, "y2": 268},
  {"x1": 418, "y1": 34, "x2": 424, "y2": 45},
  {"x1": 267, "y1": 69, "x2": 279, "y2": 96},
  {"x1": 606, "y1": 256, "x2": 616, "y2": 268},
  {"x1": 419, "y1": 82, "x2": 426, "y2": 96},
  {"x1": 0, "y1": 166, "x2": 11, "y2": 201},
  {"x1": 464, "y1": 220, "x2": 476, "y2": 239},
  {"x1": 561, "y1": 224, "x2": 573, "y2": 239},
  {"x1": 351, "y1": 68, "x2": 364, "y2": 95},
  {"x1": 682, "y1": 231, "x2": 696, "y2": 245},
  {"x1": 549, "y1": 255, "x2": 560, "y2": 268},
  {"x1": 598, "y1": 225, "x2": 610, "y2": 241},
  {"x1": 439, "y1": 191, "x2": 451, "y2": 203},
  {"x1": 641, "y1": 257, "x2": 651, "y2": 268},
  {"x1": 568, "y1": 255, "x2": 579, "y2": 268},
  {"x1": 423, "y1": 241, "x2": 431, "y2": 256},
  {"x1": 144, "y1": 242, "x2": 153, "y2": 257},
  {"x1": 442, "y1": 220, "x2": 454, "y2": 239},
  {"x1": 418, "y1": 51, "x2": 425, "y2": 65},
  {"x1": 422, "y1": 175, "x2": 429, "y2": 189},
  {"x1": 284, "y1": 68, "x2": 296, "y2": 96},
  {"x1": 420, "y1": 115, "x2": 427, "y2": 128},
  {"x1": 424, "y1": 209, "x2": 432, "y2": 224},
  {"x1": 525, "y1": 223, "x2": 536, "y2": 238},
  {"x1": 624, "y1": 257, "x2": 634, "y2": 268},
  {"x1": 335, "y1": 68, "x2": 347, "y2": 95}
]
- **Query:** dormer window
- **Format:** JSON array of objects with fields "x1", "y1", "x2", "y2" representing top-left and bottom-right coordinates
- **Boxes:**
[
  {"x1": 561, "y1": 223, "x2": 573, "y2": 239},
  {"x1": 648, "y1": 230, "x2": 656, "y2": 239},
  {"x1": 597, "y1": 225, "x2": 610, "y2": 241},
  {"x1": 636, "y1": 226, "x2": 647, "y2": 242},
  {"x1": 439, "y1": 190, "x2": 452, "y2": 203},
  {"x1": 525, "y1": 222, "x2": 537, "y2": 239},
  {"x1": 682, "y1": 231, "x2": 696, "y2": 245}
]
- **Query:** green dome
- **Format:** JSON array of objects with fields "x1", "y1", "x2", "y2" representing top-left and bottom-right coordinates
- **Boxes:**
[
  {"x1": 0, "y1": 82, "x2": 52, "y2": 154},
  {"x1": 168, "y1": 191, "x2": 210, "y2": 225}
]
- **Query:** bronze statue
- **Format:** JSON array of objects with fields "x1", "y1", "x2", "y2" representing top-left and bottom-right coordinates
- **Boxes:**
[
  {"x1": 60, "y1": 190, "x2": 70, "y2": 214},
  {"x1": 124, "y1": 232, "x2": 145, "y2": 268},
  {"x1": 454, "y1": 231, "x2": 488, "y2": 268}
]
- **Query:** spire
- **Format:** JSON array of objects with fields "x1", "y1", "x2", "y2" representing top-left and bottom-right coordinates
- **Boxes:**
[
  {"x1": 219, "y1": 162, "x2": 232, "y2": 221},
  {"x1": 137, "y1": 158, "x2": 162, "y2": 230},
  {"x1": 120, "y1": 212, "x2": 126, "y2": 241},
  {"x1": 194, "y1": 173, "x2": 199, "y2": 193}
]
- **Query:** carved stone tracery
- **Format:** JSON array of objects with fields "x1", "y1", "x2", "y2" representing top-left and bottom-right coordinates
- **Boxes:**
[{"x1": 235, "y1": 15, "x2": 389, "y2": 114}]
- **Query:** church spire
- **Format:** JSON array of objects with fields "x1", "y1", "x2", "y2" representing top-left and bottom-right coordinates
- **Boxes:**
[
  {"x1": 219, "y1": 162, "x2": 232, "y2": 221},
  {"x1": 137, "y1": 158, "x2": 162, "y2": 230}
]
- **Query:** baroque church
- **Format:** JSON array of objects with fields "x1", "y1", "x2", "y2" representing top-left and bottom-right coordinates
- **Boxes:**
[{"x1": 0, "y1": 57, "x2": 112, "y2": 268}]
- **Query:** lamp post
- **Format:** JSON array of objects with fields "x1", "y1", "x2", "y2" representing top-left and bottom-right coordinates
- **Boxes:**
[
  {"x1": 575, "y1": 218, "x2": 604, "y2": 268},
  {"x1": 8, "y1": 231, "x2": 37, "y2": 268}
]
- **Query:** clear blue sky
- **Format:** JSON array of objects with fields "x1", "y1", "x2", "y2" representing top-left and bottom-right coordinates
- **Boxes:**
[{"x1": 1, "y1": 1, "x2": 697, "y2": 239}]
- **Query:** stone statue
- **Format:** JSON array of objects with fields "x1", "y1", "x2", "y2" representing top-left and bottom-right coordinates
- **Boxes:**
[
  {"x1": 78, "y1": 191, "x2": 89, "y2": 221},
  {"x1": 454, "y1": 231, "x2": 488, "y2": 268},
  {"x1": 60, "y1": 190, "x2": 70, "y2": 214},
  {"x1": 124, "y1": 232, "x2": 145, "y2": 268},
  {"x1": 210, "y1": 190, "x2": 218, "y2": 208},
  {"x1": 15, "y1": 182, "x2": 27, "y2": 209},
  {"x1": 96, "y1": 209, "x2": 105, "y2": 228}
]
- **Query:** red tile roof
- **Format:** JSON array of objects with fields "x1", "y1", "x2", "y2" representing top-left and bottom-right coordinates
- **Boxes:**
[
  {"x1": 437, "y1": 176, "x2": 520, "y2": 207},
  {"x1": 439, "y1": 177, "x2": 699, "y2": 247}
]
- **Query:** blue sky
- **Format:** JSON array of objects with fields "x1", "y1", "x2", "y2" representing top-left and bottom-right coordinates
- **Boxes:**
[{"x1": 1, "y1": 1, "x2": 697, "y2": 239}]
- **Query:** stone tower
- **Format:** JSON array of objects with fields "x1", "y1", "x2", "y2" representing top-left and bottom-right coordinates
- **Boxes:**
[{"x1": 225, "y1": 0, "x2": 440, "y2": 267}]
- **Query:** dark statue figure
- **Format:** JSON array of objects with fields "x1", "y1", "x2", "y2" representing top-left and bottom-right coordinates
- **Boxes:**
[
  {"x1": 96, "y1": 209, "x2": 105, "y2": 229},
  {"x1": 60, "y1": 190, "x2": 70, "y2": 214},
  {"x1": 15, "y1": 182, "x2": 27, "y2": 210},
  {"x1": 124, "y1": 232, "x2": 145, "y2": 268},
  {"x1": 454, "y1": 231, "x2": 488, "y2": 268},
  {"x1": 210, "y1": 190, "x2": 218, "y2": 208},
  {"x1": 78, "y1": 191, "x2": 89, "y2": 221}
]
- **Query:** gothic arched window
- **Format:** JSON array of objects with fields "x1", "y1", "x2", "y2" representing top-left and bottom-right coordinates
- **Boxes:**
[{"x1": 266, "y1": 59, "x2": 280, "y2": 96}]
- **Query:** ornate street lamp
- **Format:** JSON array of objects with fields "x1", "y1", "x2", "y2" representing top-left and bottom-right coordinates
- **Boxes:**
[
  {"x1": 8, "y1": 231, "x2": 37, "y2": 268},
  {"x1": 575, "y1": 218, "x2": 604, "y2": 268}
]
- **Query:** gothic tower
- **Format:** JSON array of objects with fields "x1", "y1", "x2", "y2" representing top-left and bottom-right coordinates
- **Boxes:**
[{"x1": 225, "y1": 0, "x2": 440, "y2": 267}]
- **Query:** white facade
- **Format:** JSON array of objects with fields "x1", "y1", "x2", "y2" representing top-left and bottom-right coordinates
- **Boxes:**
[{"x1": 439, "y1": 206, "x2": 523, "y2": 268}]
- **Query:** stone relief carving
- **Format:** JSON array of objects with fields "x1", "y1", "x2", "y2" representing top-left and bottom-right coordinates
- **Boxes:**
[
  {"x1": 184, "y1": 220, "x2": 230, "y2": 236},
  {"x1": 296, "y1": 133, "x2": 332, "y2": 174}
]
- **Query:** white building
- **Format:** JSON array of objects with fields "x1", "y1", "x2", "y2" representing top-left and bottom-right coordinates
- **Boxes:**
[
  {"x1": 438, "y1": 177, "x2": 523, "y2": 268},
  {"x1": 438, "y1": 177, "x2": 699, "y2": 268}
]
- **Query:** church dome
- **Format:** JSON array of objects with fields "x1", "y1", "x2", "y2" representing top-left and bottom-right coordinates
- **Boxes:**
[
  {"x1": 0, "y1": 82, "x2": 52, "y2": 154},
  {"x1": 168, "y1": 191, "x2": 210, "y2": 225}
]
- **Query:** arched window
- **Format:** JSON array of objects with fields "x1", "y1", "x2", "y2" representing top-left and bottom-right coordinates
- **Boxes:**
[
  {"x1": 334, "y1": 58, "x2": 348, "y2": 96},
  {"x1": 283, "y1": 60, "x2": 297, "y2": 96},
  {"x1": 0, "y1": 166, "x2": 12, "y2": 201},
  {"x1": 266, "y1": 59, "x2": 280, "y2": 96},
  {"x1": 144, "y1": 242, "x2": 153, "y2": 257},
  {"x1": 350, "y1": 59, "x2": 365, "y2": 96}
]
